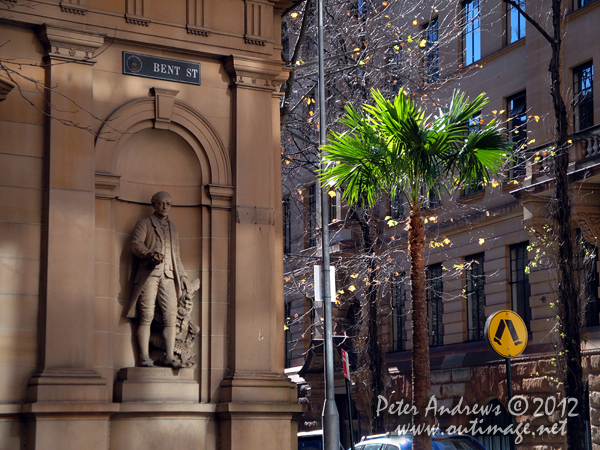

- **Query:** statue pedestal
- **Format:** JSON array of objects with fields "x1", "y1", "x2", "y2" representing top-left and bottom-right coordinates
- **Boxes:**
[{"x1": 114, "y1": 367, "x2": 198, "y2": 403}]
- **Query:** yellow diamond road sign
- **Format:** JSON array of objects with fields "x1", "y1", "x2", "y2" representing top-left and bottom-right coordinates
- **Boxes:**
[{"x1": 485, "y1": 310, "x2": 528, "y2": 358}]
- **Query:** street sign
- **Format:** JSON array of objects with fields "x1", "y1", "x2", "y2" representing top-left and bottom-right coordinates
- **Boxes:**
[
  {"x1": 485, "y1": 310, "x2": 528, "y2": 358},
  {"x1": 314, "y1": 265, "x2": 336, "y2": 307},
  {"x1": 123, "y1": 52, "x2": 201, "y2": 85},
  {"x1": 341, "y1": 349, "x2": 350, "y2": 381}
]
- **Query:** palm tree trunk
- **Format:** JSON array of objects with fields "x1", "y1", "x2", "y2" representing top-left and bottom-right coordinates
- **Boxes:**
[
  {"x1": 354, "y1": 209, "x2": 386, "y2": 433},
  {"x1": 408, "y1": 204, "x2": 432, "y2": 450}
]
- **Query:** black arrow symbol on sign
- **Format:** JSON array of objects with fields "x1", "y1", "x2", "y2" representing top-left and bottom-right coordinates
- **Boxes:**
[{"x1": 493, "y1": 319, "x2": 523, "y2": 346}]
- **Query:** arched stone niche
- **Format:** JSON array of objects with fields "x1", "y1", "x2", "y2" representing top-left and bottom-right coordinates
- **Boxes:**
[{"x1": 94, "y1": 88, "x2": 233, "y2": 403}]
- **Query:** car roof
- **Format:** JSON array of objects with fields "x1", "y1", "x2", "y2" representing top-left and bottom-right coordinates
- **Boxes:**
[{"x1": 354, "y1": 433, "x2": 484, "y2": 449}]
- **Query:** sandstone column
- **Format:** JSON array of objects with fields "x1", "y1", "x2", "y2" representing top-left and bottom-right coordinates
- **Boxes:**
[
  {"x1": 24, "y1": 24, "x2": 115, "y2": 450},
  {"x1": 220, "y1": 55, "x2": 301, "y2": 450}
]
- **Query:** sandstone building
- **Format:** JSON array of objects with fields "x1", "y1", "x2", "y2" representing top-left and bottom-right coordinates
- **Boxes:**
[{"x1": 0, "y1": 1, "x2": 302, "y2": 449}]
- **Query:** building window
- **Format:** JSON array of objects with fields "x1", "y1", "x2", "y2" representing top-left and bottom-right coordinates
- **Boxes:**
[
  {"x1": 506, "y1": 0, "x2": 526, "y2": 45},
  {"x1": 422, "y1": 184, "x2": 441, "y2": 209},
  {"x1": 427, "y1": 263, "x2": 444, "y2": 347},
  {"x1": 574, "y1": 0, "x2": 594, "y2": 10},
  {"x1": 283, "y1": 196, "x2": 291, "y2": 254},
  {"x1": 574, "y1": 61, "x2": 594, "y2": 132},
  {"x1": 351, "y1": 0, "x2": 369, "y2": 18},
  {"x1": 391, "y1": 273, "x2": 407, "y2": 351},
  {"x1": 424, "y1": 17, "x2": 439, "y2": 84},
  {"x1": 282, "y1": 22, "x2": 289, "y2": 62},
  {"x1": 306, "y1": 184, "x2": 317, "y2": 248},
  {"x1": 510, "y1": 242, "x2": 531, "y2": 330},
  {"x1": 507, "y1": 91, "x2": 527, "y2": 179},
  {"x1": 386, "y1": 46, "x2": 402, "y2": 93},
  {"x1": 328, "y1": 190, "x2": 338, "y2": 223},
  {"x1": 390, "y1": 191, "x2": 404, "y2": 220},
  {"x1": 578, "y1": 232, "x2": 600, "y2": 327},
  {"x1": 285, "y1": 302, "x2": 292, "y2": 367},
  {"x1": 463, "y1": 0, "x2": 481, "y2": 66},
  {"x1": 466, "y1": 253, "x2": 486, "y2": 341}
]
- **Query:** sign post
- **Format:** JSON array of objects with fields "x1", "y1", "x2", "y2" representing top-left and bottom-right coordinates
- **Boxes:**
[
  {"x1": 485, "y1": 310, "x2": 528, "y2": 450},
  {"x1": 341, "y1": 349, "x2": 355, "y2": 450}
]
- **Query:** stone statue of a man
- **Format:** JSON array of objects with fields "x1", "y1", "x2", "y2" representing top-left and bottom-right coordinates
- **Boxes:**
[{"x1": 127, "y1": 191, "x2": 189, "y2": 368}]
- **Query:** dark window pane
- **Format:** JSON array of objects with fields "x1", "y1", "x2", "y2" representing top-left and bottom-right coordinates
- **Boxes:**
[
  {"x1": 466, "y1": 253, "x2": 486, "y2": 341},
  {"x1": 391, "y1": 273, "x2": 407, "y2": 351},
  {"x1": 424, "y1": 18, "x2": 439, "y2": 84},
  {"x1": 507, "y1": 91, "x2": 527, "y2": 179},
  {"x1": 511, "y1": 242, "x2": 531, "y2": 330},
  {"x1": 427, "y1": 264, "x2": 444, "y2": 346},
  {"x1": 574, "y1": 61, "x2": 594, "y2": 132},
  {"x1": 283, "y1": 196, "x2": 291, "y2": 254}
]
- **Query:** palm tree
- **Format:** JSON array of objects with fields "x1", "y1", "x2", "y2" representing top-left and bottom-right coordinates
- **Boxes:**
[{"x1": 320, "y1": 88, "x2": 510, "y2": 450}]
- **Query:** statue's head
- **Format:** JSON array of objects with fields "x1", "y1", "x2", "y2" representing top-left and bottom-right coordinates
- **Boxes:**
[{"x1": 151, "y1": 191, "x2": 173, "y2": 218}]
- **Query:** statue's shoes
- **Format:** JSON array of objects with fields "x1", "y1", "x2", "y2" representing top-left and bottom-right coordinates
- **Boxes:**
[
  {"x1": 140, "y1": 358, "x2": 154, "y2": 367},
  {"x1": 166, "y1": 358, "x2": 182, "y2": 369}
]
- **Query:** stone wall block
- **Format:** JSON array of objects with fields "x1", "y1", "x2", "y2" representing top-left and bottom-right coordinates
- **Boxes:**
[
  {"x1": 591, "y1": 391, "x2": 600, "y2": 408},
  {"x1": 591, "y1": 406, "x2": 600, "y2": 426},
  {"x1": 515, "y1": 361, "x2": 537, "y2": 377},
  {"x1": 451, "y1": 368, "x2": 470, "y2": 382},
  {"x1": 522, "y1": 377, "x2": 553, "y2": 393},
  {"x1": 439, "y1": 383, "x2": 465, "y2": 398},
  {"x1": 590, "y1": 374, "x2": 600, "y2": 391},
  {"x1": 431, "y1": 370, "x2": 451, "y2": 384}
]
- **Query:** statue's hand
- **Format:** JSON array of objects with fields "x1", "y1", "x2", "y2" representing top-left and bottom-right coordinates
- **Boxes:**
[
  {"x1": 181, "y1": 275, "x2": 189, "y2": 292},
  {"x1": 146, "y1": 252, "x2": 164, "y2": 265}
]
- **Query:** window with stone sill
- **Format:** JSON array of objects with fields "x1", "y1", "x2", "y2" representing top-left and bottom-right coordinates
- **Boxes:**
[
  {"x1": 507, "y1": 90, "x2": 527, "y2": 179},
  {"x1": 284, "y1": 302, "x2": 292, "y2": 367},
  {"x1": 465, "y1": 253, "x2": 486, "y2": 341},
  {"x1": 510, "y1": 242, "x2": 531, "y2": 331},
  {"x1": 427, "y1": 263, "x2": 444, "y2": 347},
  {"x1": 385, "y1": 46, "x2": 402, "y2": 94},
  {"x1": 283, "y1": 196, "x2": 291, "y2": 254},
  {"x1": 462, "y1": 0, "x2": 481, "y2": 66},
  {"x1": 305, "y1": 183, "x2": 317, "y2": 248},
  {"x1": 506, "y1": 0, "x2": 526, "y2": 45},
  {"x1": 423, "y1": 17, "x2": 439, "y2": 85},
  {"x1": 391, "y1": 273, "x2": 407, "y2": 352},
  {"x1": 390, "y1": 191, "x2": 405, "y2": 220},
  {"x1": 421, "y1": 184, "x2": 441, "y2": 209},
  {"x1": 574, "y1": 61, "x2": 594, "y2": 132}
]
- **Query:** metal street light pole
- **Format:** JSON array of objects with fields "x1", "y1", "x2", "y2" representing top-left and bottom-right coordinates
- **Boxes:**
[{"x1": 317, "y1": 0, "x2": 340, "y2": 449}]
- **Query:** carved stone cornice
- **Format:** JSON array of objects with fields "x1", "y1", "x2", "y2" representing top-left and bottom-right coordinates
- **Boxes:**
[
  {"x1": 60, "y1": 2, "x2": 87, "y2": 15},
  {"x1": 244, "y1": 37, "x2": 266, "y2": 46},
  {"x1": 125, "y1": 14, "x2": 151, "y2": 26},
  {"x1": 186, "y1": 25, "x2": 209, "y2": 37},
  {"x1": 223, "y1": 55, "x2": 290, "y2": 91},
  {"x1": 0, "y1": 79, "x2": 15, "y2": 102},
  {"x1": 37, "y1": 24, "x2": 105, "y2": 63}
]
